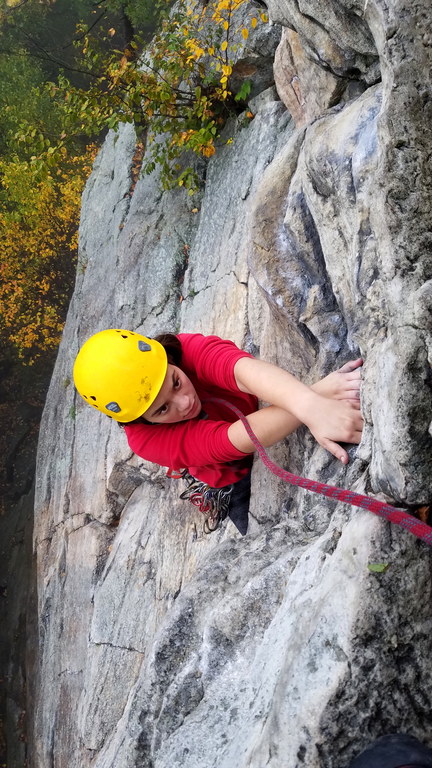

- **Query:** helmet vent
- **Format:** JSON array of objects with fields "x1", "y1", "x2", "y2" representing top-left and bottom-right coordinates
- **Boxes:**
[
  {"x1": 106, "y1": 401, "x2": 121, "y2": 413},
  {"x1": 138, "y1": 340, "x2": 152, "y2": 352},
  {"x1": 90, "y1": 395, "x2": 97, "y2": 401}
]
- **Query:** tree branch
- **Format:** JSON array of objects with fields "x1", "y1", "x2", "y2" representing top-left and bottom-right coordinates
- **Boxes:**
[{"x1": 62, "y1": 10, "x2": 107, "y2": 50}]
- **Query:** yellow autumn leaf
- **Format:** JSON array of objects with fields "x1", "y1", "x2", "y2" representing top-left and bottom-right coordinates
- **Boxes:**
[
  {"x1": 251, "y1": 17, "x2": 258, "y2": 28},
  {"x1": 201, "y1": 144, "x2": 216, "y2": 158},
  {"x1": 221, "y1": 40, "x2": 228, "y2": 51},
  {"x1": 241, "y1": 28, "x2": 249, "y2": 40}
]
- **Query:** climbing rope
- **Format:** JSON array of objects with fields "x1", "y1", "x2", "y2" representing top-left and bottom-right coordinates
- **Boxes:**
[{"x1": 206, "y1": 398, "x2": 432, "y2": 548}]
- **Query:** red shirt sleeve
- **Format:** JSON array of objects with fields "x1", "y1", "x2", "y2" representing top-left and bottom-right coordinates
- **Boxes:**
[{"x1": 178, "y1": 333, "x2": 253, "y2": 392}]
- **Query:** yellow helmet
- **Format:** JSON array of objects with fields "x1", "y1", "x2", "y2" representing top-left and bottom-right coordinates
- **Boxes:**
[{"x1": 73, "y1": 329, "x2": 167, "y2": 422}]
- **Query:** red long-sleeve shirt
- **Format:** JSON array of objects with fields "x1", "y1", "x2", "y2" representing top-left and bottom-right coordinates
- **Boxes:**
[{"x1": 124, "y1": 333, "x2": 258, "y2": 487}]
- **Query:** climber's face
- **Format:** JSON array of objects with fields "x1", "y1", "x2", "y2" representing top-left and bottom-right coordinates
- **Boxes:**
[{"x1": 143, "y1": 365, "x2": 201, "y2": 424}]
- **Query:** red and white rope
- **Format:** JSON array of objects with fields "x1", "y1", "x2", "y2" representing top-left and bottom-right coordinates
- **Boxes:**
[{"x1": 207, "y1": 398, "x2": 432, "y2": 548}]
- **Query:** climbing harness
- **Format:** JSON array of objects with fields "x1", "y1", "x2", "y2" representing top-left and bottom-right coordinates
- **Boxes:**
[
  {"x1": 205, "y1": 398, "x2": 432, "y2": 548},
  {"x1": 177, "y1": 470, "x2": 233, "y2": 534}
]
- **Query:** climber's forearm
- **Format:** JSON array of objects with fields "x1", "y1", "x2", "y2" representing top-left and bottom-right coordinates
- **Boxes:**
[
  {"x1": 234, "y1": 356, "x2": 319, "y2": 423},
  {"x1": 233, "y1": 356, "x2": 364, "y2": 463},
  {"x1": 228, "y1": 357, "x2": 325, "y2": 453},
  {"x1": 227, "y1": 406, "x2": 301, "y2": 454}
]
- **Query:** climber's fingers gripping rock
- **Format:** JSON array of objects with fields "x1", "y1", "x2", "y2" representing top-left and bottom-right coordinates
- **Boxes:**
[{"x1": 306, "y1": 396, "x2": 364, "y2": 465}]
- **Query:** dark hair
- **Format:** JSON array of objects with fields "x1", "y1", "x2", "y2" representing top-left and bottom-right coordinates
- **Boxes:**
[
  {"x1": 118, "y1": 333, "x2": 183, "y2": 427},
  {"x1": 154, "y1": 333, "x2": 182, "y2": 367}
]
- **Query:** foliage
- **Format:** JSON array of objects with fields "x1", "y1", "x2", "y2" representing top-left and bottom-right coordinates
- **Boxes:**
[
  {"x1": 0, "y1": 0, "x2": 268, "y2": 363},
  {"x1": 0, "y1": 150, "x2": 94, "y2": 363},
  {"x1": 42, "y1": 0, "x2": 268, "y2": 190},
  {"x1": 101, "y1": 0, "x2": 169, "y2": 39},
  {"x1": 0, "y1": 0, "x2": 101, "y2": 363},
  {"x1": 0, "y1": 50, "x2": 52, "y2": 157},
  {"x1": 0, "y1": 0, "x2": 96, "y2": 81}
]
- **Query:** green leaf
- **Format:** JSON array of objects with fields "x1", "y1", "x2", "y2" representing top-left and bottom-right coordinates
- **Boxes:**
[
  {"x1": 367, "y1": 563, "x2": 390, "y2": 573},
  {"x1": 234, "y1": 80, "x2": 252, "y2": 102}
]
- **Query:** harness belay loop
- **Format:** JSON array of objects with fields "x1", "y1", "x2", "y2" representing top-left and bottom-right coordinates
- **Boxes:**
[{"x1": 205, "y1": 398, "x2": 432, "y2": 548}]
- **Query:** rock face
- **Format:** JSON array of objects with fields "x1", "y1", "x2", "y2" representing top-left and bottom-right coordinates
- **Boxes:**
[{"x1": 30, "y1": 2, "x2": 432, "y2": 768}]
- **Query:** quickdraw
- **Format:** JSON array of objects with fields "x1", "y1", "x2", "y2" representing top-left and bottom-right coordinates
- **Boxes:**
[{"x1": 206, "y1": 398, "x2": 432, "y2": 548}]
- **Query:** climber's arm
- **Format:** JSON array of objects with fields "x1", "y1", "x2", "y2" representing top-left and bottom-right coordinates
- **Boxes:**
[
  {"x1": 230, "y1": 357, "x2": 363, "y2": 463},
  {"x1": 227, "y1": 405, "x2": 301, "y2": 451}
]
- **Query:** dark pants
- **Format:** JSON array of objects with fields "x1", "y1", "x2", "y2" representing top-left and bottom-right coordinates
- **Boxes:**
[
  {"x1": 228, "y1": 472, "x2": 251, "y2": 536},
  {"x1": 349, "y1": 734, "x2": 432, "y2": 768}
]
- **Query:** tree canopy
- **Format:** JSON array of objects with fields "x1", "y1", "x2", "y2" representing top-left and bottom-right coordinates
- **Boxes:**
[{"x1": 0, "y1": 0, "x2": 267, "y2": 364}]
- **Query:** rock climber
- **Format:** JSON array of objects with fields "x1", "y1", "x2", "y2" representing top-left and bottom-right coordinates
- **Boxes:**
[{"x1": 73, "y1": 329, "x2": 363, "y2": 534}]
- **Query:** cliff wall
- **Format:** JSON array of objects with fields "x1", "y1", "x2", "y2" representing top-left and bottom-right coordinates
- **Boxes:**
[{"x1": 31, "y1": 1, "x2": 432, "y2": 767}]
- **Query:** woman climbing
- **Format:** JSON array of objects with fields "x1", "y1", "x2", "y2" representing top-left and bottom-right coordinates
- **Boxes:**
[{"x1": 73, "y1": 329, "x2": 363, "y2": 535}]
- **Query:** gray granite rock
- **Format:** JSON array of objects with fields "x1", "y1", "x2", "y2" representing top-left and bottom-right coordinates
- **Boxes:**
[
  {"x1": 274, "y1": 27, "x2": 346, "y2": 126},
  {"x1": 267, "y1": 0, "x2": 380, "y2": 83},
  {"x1": 30, "y1": 2, "x2": 432, "y2": 767}
]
